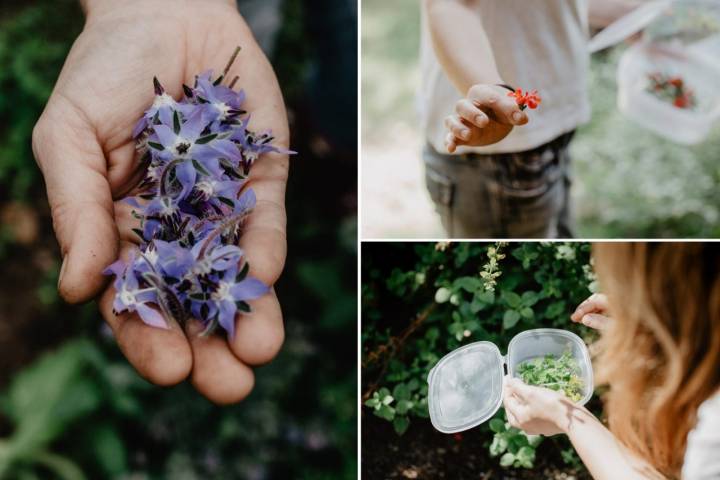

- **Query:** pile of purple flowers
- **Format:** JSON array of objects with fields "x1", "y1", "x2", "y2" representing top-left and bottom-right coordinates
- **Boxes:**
[{"x1": 104, "y1": 48, "x2": 288, "y2": 338}]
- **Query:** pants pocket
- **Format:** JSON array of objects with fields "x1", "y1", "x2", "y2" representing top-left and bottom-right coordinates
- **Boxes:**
[{"x1": 424, "y1": 164, "x2": 455, "y2": 235}]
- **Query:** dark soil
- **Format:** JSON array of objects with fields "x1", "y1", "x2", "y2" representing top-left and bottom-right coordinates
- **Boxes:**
[{"x1": 362, "y1": 413, "x2": 591, "y2": 480}]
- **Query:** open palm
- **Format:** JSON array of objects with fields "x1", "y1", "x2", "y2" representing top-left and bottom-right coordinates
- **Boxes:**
[{"x1": 32, "y1": 0, "x2": 289, "y2": 404}]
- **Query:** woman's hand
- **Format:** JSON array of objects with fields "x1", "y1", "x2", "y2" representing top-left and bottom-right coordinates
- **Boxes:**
[
  {"x1": 32, "y1": 0, "x2": 289, "y2": 404},
  {"x1": 444, "y1": 84, "x2": 528, "y2": 152},
  {"x1": 571, "y1": 293, "x2": 612, "y2": 330},
  {"x1": 502, "y1": 376, "x2": 576, "y2": 436}
]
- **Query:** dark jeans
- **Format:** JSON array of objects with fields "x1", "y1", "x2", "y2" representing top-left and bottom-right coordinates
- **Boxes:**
[{"x1": 423, "y1": 132, "x2": 575, "y2": 238}]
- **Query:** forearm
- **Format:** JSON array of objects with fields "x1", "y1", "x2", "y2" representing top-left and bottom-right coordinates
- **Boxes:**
[
  {"x1": 423, "y1": 0, "x2": 502, "y2": 95},
  {"x1": 80, "y1": 0, "x2": 236, "y2": 16},
  {"x1": 588, "y1": 0, "x2": 642, "y2": 29},
  {"x1": 562, "y1": 405, "x2": 664, "y2": 480}
]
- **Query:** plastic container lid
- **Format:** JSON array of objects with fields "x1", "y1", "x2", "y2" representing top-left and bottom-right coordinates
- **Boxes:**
[
  {"x1": 427, "y1": 341, "x2": 504, "y2": 434},
  {"x1": 427, "y1": 329, "x2": 594, "y2": 434},
  {"x1": 588, "y1": 0, "x2": 672, "y2": 53}
]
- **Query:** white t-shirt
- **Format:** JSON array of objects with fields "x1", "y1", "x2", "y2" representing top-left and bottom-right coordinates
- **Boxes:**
[
  {"x1": 418, "y1": 0, "x2": 592, "y2": 155},
  {"x1": 683, "y1": 392, "x2": 720, "y2": 479}
]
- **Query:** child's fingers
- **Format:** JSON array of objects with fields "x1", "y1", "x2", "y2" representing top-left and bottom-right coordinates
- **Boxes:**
[
  {"x1": 455, "y1": 98, "x2": 489, "y2": 128},
  {"x1": 445, "y1": 132, "x2": 457, "y2": 153},
  {"x1": 444, "y1": 114, "x2": 471, "y2": 141},
  {"x1": 467, "y1": 84, "x2": 528, "y2": 126}
]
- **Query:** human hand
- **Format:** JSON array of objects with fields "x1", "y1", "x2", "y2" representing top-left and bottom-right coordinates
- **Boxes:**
[
  {"x1": 503, "y1": 377, "x2": 577, "y2": 436},
  {"x1": 32, "y1": 0, "x2": 289, "y2": 404},
  {"x1": 571, "y1": 293, "x2": 612, "y2": 331},
  {"x1": 444, "y1": 84, "x2": 529, "y2": 153}
]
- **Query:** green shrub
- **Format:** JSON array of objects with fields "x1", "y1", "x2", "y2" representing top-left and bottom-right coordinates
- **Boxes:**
[{"x1": 362, "y1": 242, "x2": 596, "y2": 468}]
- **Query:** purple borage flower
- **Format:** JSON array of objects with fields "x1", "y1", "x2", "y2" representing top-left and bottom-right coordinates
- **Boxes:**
[{"x1": 104, "y1": 47, "x2": 291, "y2": 338}]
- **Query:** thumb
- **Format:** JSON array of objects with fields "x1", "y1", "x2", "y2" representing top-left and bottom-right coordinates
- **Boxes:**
[{"x1": 33, "y1": 106, "x2": 118, "y2": 303}]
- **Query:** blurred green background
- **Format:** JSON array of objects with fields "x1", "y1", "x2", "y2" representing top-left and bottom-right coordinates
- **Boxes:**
[
  {"x1": 0, "y1": 0, "x2": 357, "y2": 479},
  {"x1": 362, "y1": 0, "x2": 720, "y2": 238}
]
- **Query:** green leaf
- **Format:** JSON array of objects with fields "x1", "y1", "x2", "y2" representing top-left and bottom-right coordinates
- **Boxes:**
[
  {"x1": 452, "y1": 276, "x2": 483, "y2": 293},
  {"x1": 364, "y1": 398, "x2": 380, "y2": 408},
  {"x1": 516, "y1": 446, "x2": 536, "y2": 468},
  {"x1": 395, "y1": 400, "x2": 414, "y2": 415},
  {"x1": 87, "y1": 423, "x2": 127, "y2": 476},
  {"x1": 392, "y1": 383, "x2": 410, "y2": 401},
  {"x1": 527, "y1": 434, "x2": 543, "y2": 448},
  {"x1": 376, "y1": 404, "x2": 395, "y2": 421},
  {"x1": 489, "y1": 434, "x2": 508, "y2": 456},
  {"x1": 489, "y1": 418, "x2": 505, "y2": 433},
  {"x1": 191, "y1": 158, "x2": 210, "y2": 176},
  {"x1": 195, "y1": 133, "x2": 218, "y2": 145},
  {"x1": 502, "y1": 291, "x2": 522, "y2": 308},
  {"x1": 172, "y1": 110, "x2": 180, "y2": 134},
  {"x1": 503, "y1": 310, "x2": 521, "y2": 329},
  {"x1": 520, "y1": 307, "x2": 534, "y2": 320},
  {"x1": 393, "y1": 416, "x2": 410, "y2": 435},
  {"x1": 499, "y1": 452, "x2": 515, "y2": 467},
  {"x1": 521, "y1": 291, "x2": 539, "y2": 306},
  {"x1": 545, "y1": 300, "x2": 566, "y2": 319}
]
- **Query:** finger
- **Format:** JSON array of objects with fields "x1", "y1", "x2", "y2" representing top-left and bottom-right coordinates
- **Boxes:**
[
  {"x1": 445, "y1": 132, "x2": 457, "y2": 153},
  {"x1": 570, "y1": 293, "x2": 609, "y2": 322},
  {"x1": 33, "y1": 101, "x2": 119, "y2": 304},
  {"x1": 444, "y1": 115, "x2": 471, "y2": 141},
  {"x1": 239, "y1": 151, "x2": 288, "y2": 286},
  {"x1": 467, "y1": 84, "x2": 528, "y2": 126},
  {"x1": 581, "y1": 313, "x2": 610, "y2": 330},
  {"x1": 115, "y1": 198, "x2": 143, "y2": 244},
  {"x1": 98, "y1": 244, "x2": 192, "y2": 386},
  {"x1": 185, "y1": 319, "x2": 256, "y2": 405},
  {"x1": 506, "y1": 409, "x2": 521, "y2": 429},
  {"x1": 229, "y1": 289, "x2": 284, "y2": 366},
  {"x1": 456, "y1": 99, "x2": 489, "y2": 128}
]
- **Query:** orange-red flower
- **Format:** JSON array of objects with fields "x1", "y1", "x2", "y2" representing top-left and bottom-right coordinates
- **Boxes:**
[{"x1": 507, "y1": 88, "x2": 542, "y2": 111}]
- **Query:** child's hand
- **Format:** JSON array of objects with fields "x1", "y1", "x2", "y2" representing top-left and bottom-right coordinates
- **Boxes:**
[
  {"x1": 571, "y1": 293, "x2": 612, "y2": 330},
  {"x1": 444, "y1": 84, "x2": 529, "y2": 152}
]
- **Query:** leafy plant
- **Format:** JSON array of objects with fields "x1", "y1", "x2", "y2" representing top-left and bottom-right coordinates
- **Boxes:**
[
  {"x1": 489, "y1": 417, "x2": 542, "y2": 469},
  {"x1": 517, "y1": 351, "x2": 585, "y2": 402},
  {"x1": 362, "y1": 242, "x2": 595, "y2": 471}
]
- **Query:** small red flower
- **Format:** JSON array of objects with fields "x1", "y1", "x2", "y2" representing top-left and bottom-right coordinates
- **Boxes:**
[
  {"x1": 507, "y1": 88, "x2": 542, "y2": 111},
  {"x1": 453, "y1": 433, "x2": 463, "y2": 442}
]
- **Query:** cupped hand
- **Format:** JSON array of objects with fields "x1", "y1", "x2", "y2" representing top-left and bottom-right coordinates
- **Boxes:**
[
  {"x1": 571, "y1": 293, "x2": 612, "y2": 331},
  {"x1": 444, "y1": 84, "x2": 528, "y2": 153},
  {"x1": 503, "y1": 377, "x2": 575, "y2": 436},
  {"x1": 32, "y1": 0, "x2": 289, "y2": 404}
]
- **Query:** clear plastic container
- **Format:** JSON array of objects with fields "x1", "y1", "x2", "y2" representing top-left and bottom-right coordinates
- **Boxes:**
[
  {"x1": 427, "y1": 328, "x2": 593, "y2": 434},
  {"x1": 617, "y1": 42, "x2": 720, "y2": 144}
]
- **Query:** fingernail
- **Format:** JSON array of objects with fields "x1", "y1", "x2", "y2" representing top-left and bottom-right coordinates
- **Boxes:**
[
  {"x1": 57, "y1": 255, "x2": 67, "y2": 289},
  {"x1": 475, "y1": 115, "x2": 485, "y2": 125},
  {"x1": 460, "y1": 129, "x2": 470, "y2": 139},
  {"x1": 512, "y1": 111, "x2": 523, "y2": 123}
]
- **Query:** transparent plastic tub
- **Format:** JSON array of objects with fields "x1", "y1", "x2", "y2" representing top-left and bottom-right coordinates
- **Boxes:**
[
  {"x1": 617, "y1": 42, "x2": 720, "y2": 144},
  {"x1": 427, "y1": 328, "x2": 593, "y2": 434},
  {"x1": 506, "y1": 329, "x2": 593, "y2": 405}
]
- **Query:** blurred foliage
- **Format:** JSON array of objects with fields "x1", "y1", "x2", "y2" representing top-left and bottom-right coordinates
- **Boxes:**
[
  {"x1": 0, "y1": 0, "x2": 82, "y2": 200},
  {"x1": 362, "y1": 242, "x2": 595, "y2": 471},
  {"x1": 0, "y1": 0, "x2": 357, "y2": 478},
  {"x1": 573, "y1": 48, "x2": 720, "y2": 238}
]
